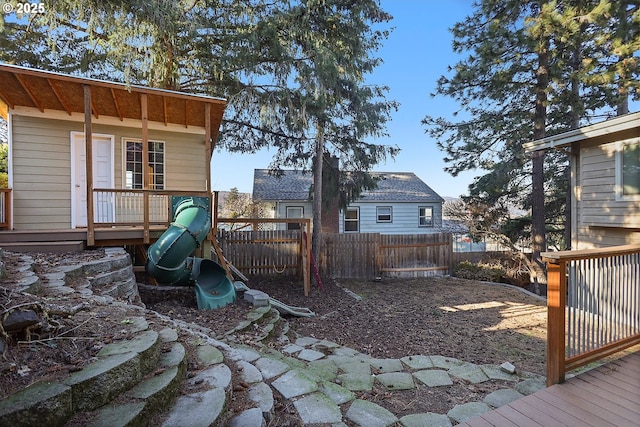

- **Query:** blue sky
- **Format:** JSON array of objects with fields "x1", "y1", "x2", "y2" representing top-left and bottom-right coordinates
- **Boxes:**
[{"x1": 211, "y1": 0, "x2": 477, "y2": 198}]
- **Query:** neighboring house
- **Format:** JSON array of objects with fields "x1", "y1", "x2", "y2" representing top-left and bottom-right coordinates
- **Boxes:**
[
  {"x1": 524, "y1": 111, "x2": 640, "y2": 249},
  {"x1": 252, "y1": 169, "x2": 444, "y2": 234},
  {"x1": 0, "y1": 63, "x2": 225, "y2": 246}
]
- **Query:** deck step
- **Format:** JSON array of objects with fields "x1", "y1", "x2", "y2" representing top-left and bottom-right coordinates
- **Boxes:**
[
  {"x1": 0, "y1": 241, "x2": 85, "y2": 253},
  {"x1": 0, "y1": 230, "x2": 87, "y2": 243}
]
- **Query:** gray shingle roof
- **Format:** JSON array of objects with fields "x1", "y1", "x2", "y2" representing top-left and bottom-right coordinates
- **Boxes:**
[
  {"x1": 253, "y1": 169, "x2": 313, "y2": 201},
  {"x1": 253, "y1": 170, "x2": 443, "y2": 203},
  {"x1": 359, "y1": 172, "x2": 444, "y2": 202}
]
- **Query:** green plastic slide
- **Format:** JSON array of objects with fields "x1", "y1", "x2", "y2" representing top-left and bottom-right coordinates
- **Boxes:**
[{"x1": 146, "y1": 197, "x2": 236, "y2": 309}]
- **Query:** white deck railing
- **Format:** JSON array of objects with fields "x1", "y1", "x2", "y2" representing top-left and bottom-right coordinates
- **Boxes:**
[
  {"x1": 0, "y1": 188, "x2": 10, "y2": 230},
  {"x1": 90, "y1": 188, "x2": 210, "y2": 244}
]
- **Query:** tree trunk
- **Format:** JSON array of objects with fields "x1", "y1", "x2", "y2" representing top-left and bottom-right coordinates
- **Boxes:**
[
  {"x1": 311, "y1": 124, "x2": 324, "y2": 279},
  {"x1": 565, "y1": 41, "x2": 583, "y2": 250},
  {"x1": 531, "y1": 44, "x2": 549, "y2": 289},
  {"x1": 616, "y1": 1, "x2": 630, "y2": 117}
]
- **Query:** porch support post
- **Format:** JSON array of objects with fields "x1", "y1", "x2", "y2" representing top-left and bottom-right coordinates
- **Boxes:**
[
  {"x1": 141, "y1": 94, "x2": 150, "y2": 244},
  {"x1": 83, "y1": 84, "x2": 95, "y2": 246},
  {"x1": 213, "y1": 191, "x2": 218, "y2": 231},
  {"x1": 546, "y1": 260, "x2": 566, "y2": 385},
  {"x1": 205, "y1": 103, "x2": 212, "y2": 194},
  {"x1": 205, "y1": 104, "x2": 213, "y2": 246}
]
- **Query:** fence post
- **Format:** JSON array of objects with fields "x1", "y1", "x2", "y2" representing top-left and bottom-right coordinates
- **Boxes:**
[
  {"x1": 546, "y1": 260, "x2": 566, "y2": 386},
  {"x1": 374, "y1": 233, "x2": 382, "y2": 277},
  {"x1": 303, "y1": 220, "x2": 310, "y2": 296},
  {"x1": 447, "y1": 233, "x2": 453, "y2": 275}
]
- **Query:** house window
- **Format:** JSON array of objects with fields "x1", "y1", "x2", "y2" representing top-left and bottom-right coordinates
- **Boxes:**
[
  {"x1": 124, "y1": 139, "x2": 165, "y2": 189},
  {"x1": 344, "y1": 207, "x2": 359, "y2": 232},
  {"x1": 376, "y1": 206, "x2": 392, "y2": 223},
  {"x1": 617, "y1": 140, "x2": 640, "y2": 199},
  {"x1": 286, "y1": 206, "x2": 303, "y2": 230},
  {"x1": 419, "y1": 206, "x2": 433, "y2": 227}
]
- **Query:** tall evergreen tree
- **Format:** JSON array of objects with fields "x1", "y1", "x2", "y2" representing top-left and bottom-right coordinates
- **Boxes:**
[
  {"x1": 0, "y1": 1, "x2": 398, "y2": 262},
  {"x1": 423, "y1": 0, "x2": 639, "y2": 285}
]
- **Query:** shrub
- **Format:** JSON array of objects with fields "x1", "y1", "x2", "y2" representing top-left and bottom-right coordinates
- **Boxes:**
[{"x1": 454, "y1": 260, "x2": 505, "y2": 282}]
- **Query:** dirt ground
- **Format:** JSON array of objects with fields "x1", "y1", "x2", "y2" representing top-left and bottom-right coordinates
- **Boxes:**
[
  {"x1": 142, "y1": 275, "x2": 548, "y2": 374},
  {"x1": 1, "y1": 250, "x2": 548, "y2": 423}
]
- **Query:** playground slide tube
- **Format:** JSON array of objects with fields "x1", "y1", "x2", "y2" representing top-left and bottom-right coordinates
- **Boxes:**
[{"x1": 146, "y1": 198, "x2": 211, "y2": 285}]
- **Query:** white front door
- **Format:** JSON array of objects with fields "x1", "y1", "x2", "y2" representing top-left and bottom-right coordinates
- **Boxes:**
[{"x1": 71, "y1": 132, "x2": 114, "y2": 228}]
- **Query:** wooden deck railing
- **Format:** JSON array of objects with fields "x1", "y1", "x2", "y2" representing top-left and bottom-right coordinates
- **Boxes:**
[
  {"x1": 0, "y1": 188, "x2": 11, "y2": 230},
  {"x1": 91, "y1": 188, "x2": 211, "y2": 244},
  {"x1": 543, "y1": 244, "x2": 640, "y2": 385}
]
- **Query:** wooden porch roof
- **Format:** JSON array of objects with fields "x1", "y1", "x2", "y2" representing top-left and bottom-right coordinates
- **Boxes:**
[{"x1": 0, "y1": 63, "x2": 227, "y2": 139}]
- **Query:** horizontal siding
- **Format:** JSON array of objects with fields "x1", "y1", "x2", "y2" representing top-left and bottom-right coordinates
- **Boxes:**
[
  {"x1": 9, "y1": 182, "x2": 69, "y2": 193},
  {"x1": 575, "y1": 225, "x2": 640, "y2": 249},
  {"x1": 13, "y1": 206, "x2": 71, "y2": 229},
  {"x1": 13, "y1": 155, "x2": 69, "y2": 168},
  {"x1": 11, "y1": 115, "x2": 207, "y2": 231},
  {"x1": 340, "y1": 202, "x2": 442, "y2": 234},
  {"x1": 14, "y1": 206, "x2": 69, "y2": 217},
  {"x1": 13, "y1": 167, "x2": 71, "y2": 181},
  {"x1": 12, "y1": 115, "x2": 74, "y2": 229},
  {"x1": 576, "y1": 143, "x2": 640, "y2": 235},
  {"x1": 165, "y1": 134, "x2": 207, "y2": 190},
  {"x1": 582, "y1": 205, "x2": 640, "y2": 227},
  {"x1": 14, "y1": 197, "x2": 70, "y2": 208}
]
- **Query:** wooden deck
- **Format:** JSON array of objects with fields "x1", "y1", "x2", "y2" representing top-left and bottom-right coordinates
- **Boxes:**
[
  {"x1": 459, "y1": 351, "x2": 640, "y2": 427},
  {"x1": 0, "y1": 226, "x2": 168, "y2": 247}
]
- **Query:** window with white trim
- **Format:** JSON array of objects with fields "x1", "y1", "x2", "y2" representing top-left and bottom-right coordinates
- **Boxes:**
[
  {"x1": 286, "y1": 206, "x2": 303, "y2": 230},
  {"x1": 344, "y1": 207, "x2": 359, "y2": 232},
  {"x1": 616, "y1": 139, "x2": 640, "y2": 200},
  {"x1": 124, "y1": 139, "x2": 165, "y2": 189},
  {"x1": 376, "y1": 206, "x2": 392, "y2": 222},
  {"x1": 419, "y1": 206, "x2": 433, "y2": 227}
]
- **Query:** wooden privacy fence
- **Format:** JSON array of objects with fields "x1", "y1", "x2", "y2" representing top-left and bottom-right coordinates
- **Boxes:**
[
  {"x1": 319, "y1": 232, "x2": 452, "y2": 278},
  {"x1": 215, "y1": 218, "x2": 312, "y2": 295},
  {"x1": 217, "y1": 229, "x2": 304, "y2": 276},
  {"x1": 215, "y1": 227, "x2": 452, "y2": 281},
  {"x1": 543, "y1": 244, "x2": 640, "y2": 385}
]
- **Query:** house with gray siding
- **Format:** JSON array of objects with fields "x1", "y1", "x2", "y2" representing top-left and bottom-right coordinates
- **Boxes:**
[
  {"x1": 252, "y1": 169, "x2": 444, "y2": 234},
  {"x1": 524, "y1": 111, "x2": 640, "y2": 249}
]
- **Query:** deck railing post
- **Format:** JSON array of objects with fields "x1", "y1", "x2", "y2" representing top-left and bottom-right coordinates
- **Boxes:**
[
  {"x1": 547, "y1": 260, "x2": 567, "y2": 385},
  {"x1": 6, "y1": 189, "x2": 10, "y2": 230},
  {"x1": 0, "y1": 189, "x2": 11, "y2": 230},
  {"x1": 143, "y1": 191, "x2": 150, "y2": 244}
]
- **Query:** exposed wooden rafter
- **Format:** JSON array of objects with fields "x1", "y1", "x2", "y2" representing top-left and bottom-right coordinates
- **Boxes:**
[
  {"x1": 15, "y1": 74, "x2": 44, "y2": 112},
  {"x1": 0, "y1": 85, "x2": 15, "y2": 109},
  {"x1": 110, "y1": 88, "x2": 124, "y2": 121},
  {"x1": 47, "y1": 79, "x2": 73, "y2": 116},
  {"x1": 90, "y1": 93, "x2": 99, "y2": 119},
  {"x1": 163, "y1": 96, "x2": 169, "y2": 126},
  {"x1": 184, "y1": 100, "x2": 188, "y2": 128},
  {"x1": 0, "y1": 63, "x2": 226, "y2": 137}
]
